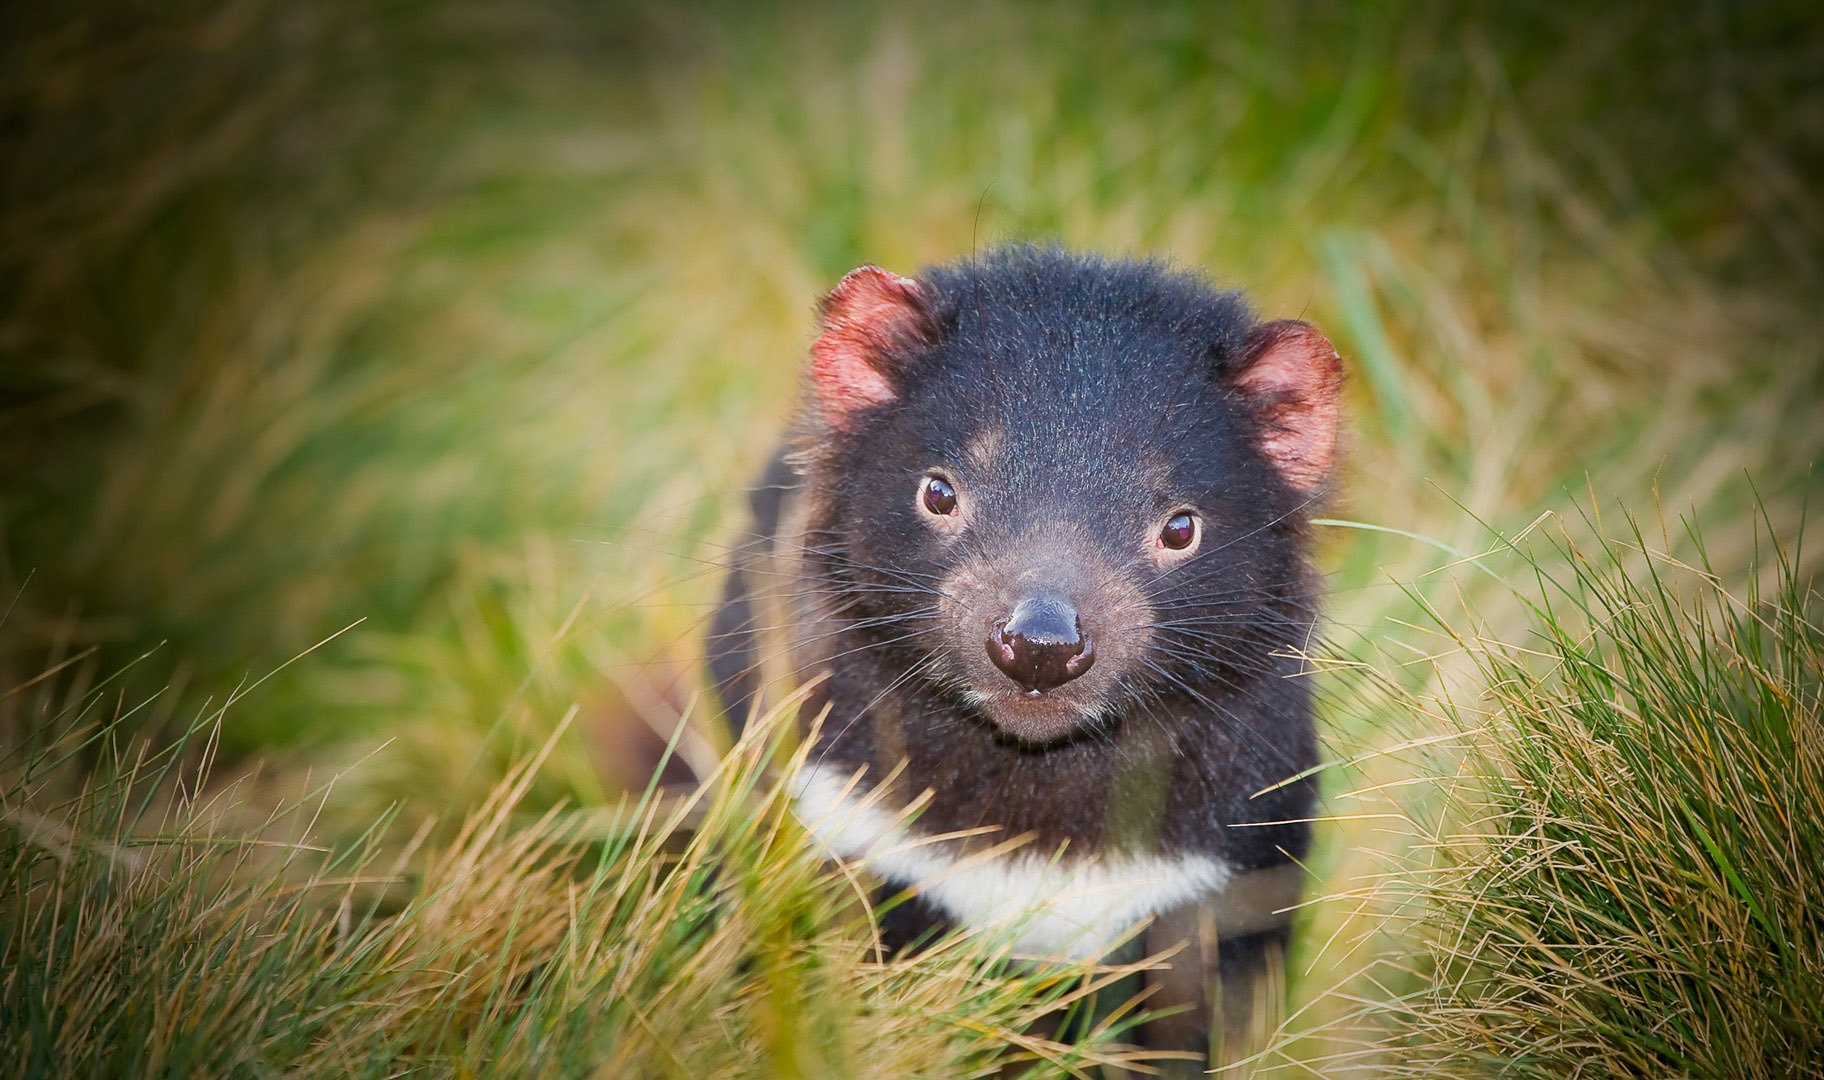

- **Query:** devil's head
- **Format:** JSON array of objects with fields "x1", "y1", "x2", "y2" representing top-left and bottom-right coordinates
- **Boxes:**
[{"x1": 793, "y1": 247, "x2": 1343, "y2": 745}]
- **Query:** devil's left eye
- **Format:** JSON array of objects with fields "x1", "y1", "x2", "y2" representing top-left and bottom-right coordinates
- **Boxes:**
[
  {"x1": 1159, "y1": 512, "x2": 1198, "y2": 550},
  {"x1": 920, "y1": 474, "x2": 959, "y2": 516}
]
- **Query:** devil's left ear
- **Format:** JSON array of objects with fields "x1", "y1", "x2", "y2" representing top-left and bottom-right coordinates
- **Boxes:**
[
  {"x1": 1225, "y1": 319, "x2": 1344, "y2": 494},
  {"x1": 808, "y1": 265, "x2": 937, "y2": 426}
]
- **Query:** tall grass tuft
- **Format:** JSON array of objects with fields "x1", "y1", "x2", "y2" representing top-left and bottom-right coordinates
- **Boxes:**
[
  {"x1": 1341, "y1": 507, "x2": 1823, "y2": 1078},
  {"x1": 1, "y1": 677, "x2": 1161, "y2": 1078}
]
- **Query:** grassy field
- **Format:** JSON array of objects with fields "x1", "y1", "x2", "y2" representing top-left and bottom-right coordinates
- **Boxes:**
[{"x1": 2, "y1": 0, "x2": 1821, "y2": 1075}]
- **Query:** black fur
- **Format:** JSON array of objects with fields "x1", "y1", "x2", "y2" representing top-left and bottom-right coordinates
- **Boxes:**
[
  {"x1": 709, "y1": 245, "x2": 1331, "y2": 1065},
  {"x1": 705, "y1": 451, "x2": 795, "y2": 732}
]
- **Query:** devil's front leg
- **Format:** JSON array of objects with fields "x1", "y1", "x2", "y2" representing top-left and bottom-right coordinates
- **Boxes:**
[
  {"x1": 1140, "y1": 865, "x2": 1301, "y2": 1077},
  {"x1": 872, "y1": 885, "x2": 954, "y2": 958}
]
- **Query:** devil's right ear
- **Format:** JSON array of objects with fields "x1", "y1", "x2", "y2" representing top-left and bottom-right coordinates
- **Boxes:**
[{"x1": 809, "y1": 266, "x2": 936, "y2": 427}]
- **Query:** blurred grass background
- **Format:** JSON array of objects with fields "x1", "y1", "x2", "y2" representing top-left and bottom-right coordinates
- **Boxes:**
[{"x1": 1, "y1": 0, "x2": 1822, "y2": 1073}]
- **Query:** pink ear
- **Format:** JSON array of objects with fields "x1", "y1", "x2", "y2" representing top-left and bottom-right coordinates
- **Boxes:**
[
  {"x1": 1229, "y1": 320, "x2": 1344, "y2": 494},
  {"x1": 810, "y1": 266, "x2": 936, "y2": 424}
]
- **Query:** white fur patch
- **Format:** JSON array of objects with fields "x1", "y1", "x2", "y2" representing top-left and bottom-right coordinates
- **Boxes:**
[{"x1": 792, "y1": 762, "x2": 1231, "y2": 958}]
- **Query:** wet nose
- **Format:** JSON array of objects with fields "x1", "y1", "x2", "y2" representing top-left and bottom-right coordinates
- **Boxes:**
[{"x1": 986, "y1": 596, "x2": 1096, "y2": 693}]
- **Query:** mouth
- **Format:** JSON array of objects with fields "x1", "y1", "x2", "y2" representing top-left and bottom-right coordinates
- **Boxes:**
[{"x1": 966, "y1": 680, "x2": 1106, "y2": 744}]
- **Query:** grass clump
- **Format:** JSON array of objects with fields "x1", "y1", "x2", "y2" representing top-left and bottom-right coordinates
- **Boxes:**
[
  {"x1": 1361, "y1": 509, "x2": 1823, "y2": 1077},
  {"x1": 1, "y1": 686, "x2": 1156, "y2": 1079}
]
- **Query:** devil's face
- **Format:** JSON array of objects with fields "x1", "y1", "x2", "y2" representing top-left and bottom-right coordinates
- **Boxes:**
[{"x1": 802, "y1": 250, "x2": 1337, "y2": 744}]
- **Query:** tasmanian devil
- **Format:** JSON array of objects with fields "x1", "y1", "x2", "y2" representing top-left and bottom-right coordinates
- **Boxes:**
[{"x1": 707, "y1": 245, "x2": 1342, "y2": 1071}]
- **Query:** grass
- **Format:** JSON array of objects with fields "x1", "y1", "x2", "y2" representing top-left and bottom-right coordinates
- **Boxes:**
[
  {"x1": 3, "y1": 687, "x2": 1170, "y2": 1078},
  {"x1": 1296, "y1": 506, "x2": 1823, "y2": 1078},
  {"x1": 1, "y1": 0, "x2": 1821, "y2": 1074}
]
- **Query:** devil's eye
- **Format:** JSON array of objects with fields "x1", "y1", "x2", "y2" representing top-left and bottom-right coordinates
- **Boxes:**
[
  {"x1": 1159, "y1": 512, "x2": 1198, "y2": 551},
  {"x1": 920, "y1": 474, "x2": 959, "y2": 516}
]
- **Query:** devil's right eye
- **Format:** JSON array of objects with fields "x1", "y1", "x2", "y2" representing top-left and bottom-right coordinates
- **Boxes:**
[
  {"x1": 920, "y1": 474, "x2": 958, "y2": 516},
  {"x1": 1159, "y1": 511, "x2": 1199, "y2": 551}
]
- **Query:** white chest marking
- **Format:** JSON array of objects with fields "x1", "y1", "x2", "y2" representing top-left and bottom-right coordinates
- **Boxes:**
[{"x1": 791, "y1": 763, "x2": 1231, "y2": 959}]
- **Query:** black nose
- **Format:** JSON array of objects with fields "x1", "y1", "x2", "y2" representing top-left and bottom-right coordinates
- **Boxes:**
[{"x1": 986, "y1": 596, "x2": 1096, "y2": 694}]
